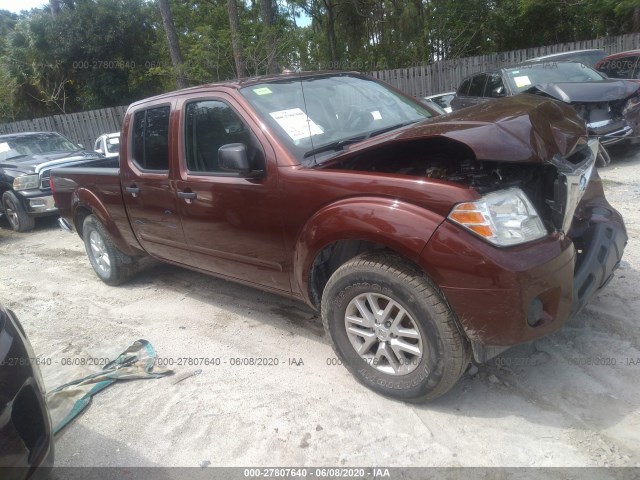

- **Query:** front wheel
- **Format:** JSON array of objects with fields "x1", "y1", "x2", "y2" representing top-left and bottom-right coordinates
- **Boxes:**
[
  {"x1": 82, "y1": 215, "x2": 136, "y2": 285},
  {"x1": 321, "y1": 251, "x2": 470, "y2": 402},
  {"x1": 2, "y1": 191, "x2": 35, "y2": 232}
]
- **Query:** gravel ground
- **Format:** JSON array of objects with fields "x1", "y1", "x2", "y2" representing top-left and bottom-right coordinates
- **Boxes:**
[{"x1": 1, "y1": 147, "x2": 639, "y2": 469}]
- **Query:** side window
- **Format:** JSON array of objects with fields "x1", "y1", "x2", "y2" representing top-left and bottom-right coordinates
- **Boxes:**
[
  {"x1": 93, "y1": 138, "x2": 101, "y2": 152},
  {"x1": 131, "y1": 105, "x2": 170, "y2": 171},
  {"x1": 485, "y1": 73, "x2": 505, "y2": 97},
  {"x1": 468, "y1": 74, "x2": 487, "y2": 97},
  {"x1": 457, "y1": 78, "x2": 471, "y2": 96},
  {"x1": 184, "y1": 100, "x2": 264, "y2": 173}
]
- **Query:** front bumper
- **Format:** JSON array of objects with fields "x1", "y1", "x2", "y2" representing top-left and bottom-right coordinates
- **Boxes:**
[
  {"x1": 14, "y1": 190, "x2": 57, "y2": 217},
  {"x1": 0, "y1": 306, "x2": 54, "y2": 478},
  {"x1": 588, "y1": 120, "x2": 632, "y2": 146}
]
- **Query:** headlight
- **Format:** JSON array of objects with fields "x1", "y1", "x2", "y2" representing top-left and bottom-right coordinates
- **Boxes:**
[
  {"x1": 13, "y1": 174, "x2": 40, "y2": 191},
  {"x1": 448, "y1": 188, "x2": 547, "y2": 246}
]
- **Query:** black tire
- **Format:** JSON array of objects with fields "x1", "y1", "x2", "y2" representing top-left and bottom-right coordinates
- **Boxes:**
[
  {"x1": 321, "y1": 251, "x2": 471, "y2": 402},
  {"x1": 82, "y1": 215, "x2": 137, "y2": 285},
  {"x1": 2, "y1": 191, "x2": 35, "y2": 232}
]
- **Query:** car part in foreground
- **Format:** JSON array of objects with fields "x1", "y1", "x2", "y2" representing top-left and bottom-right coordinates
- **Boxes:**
[{"x1": 0, "y1": 305, "x2": 54, "y2": 479}]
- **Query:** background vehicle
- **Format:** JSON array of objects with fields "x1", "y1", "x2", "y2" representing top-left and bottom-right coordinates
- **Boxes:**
[
  {"x1": 450, "y1": 62, "x2": 640, "y2": 163},
  {"x1": 422, "y1": 92, "x2": 455, "y2": 113},
  {"x1": 523, "y1": 49, "x2": 606, "y2": 67},
  {"x1": 93, "y1": 133, "x2": 120, "y2": 159},
  {"x1": 596, "y1": 50, "x2": 640, "y2": 80},
  {"x1": 0, "y1": 132, "x2": 118, "y2": 232},
  {"x1": 0, "y1": 304, "x2": 54, "y2": 479},
  {"x1": 51, "y1": 73, "x2": 626, "y2": 402}
]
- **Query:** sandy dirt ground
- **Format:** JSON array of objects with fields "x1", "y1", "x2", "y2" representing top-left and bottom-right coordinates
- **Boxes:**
[{"x1": 1, "y1": 147, "x2": 639, "y2": 469}]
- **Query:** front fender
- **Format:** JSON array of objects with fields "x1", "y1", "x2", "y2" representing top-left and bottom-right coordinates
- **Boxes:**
[{"x1": 293, "y1": 196, "x2": 445, "y2": 303}]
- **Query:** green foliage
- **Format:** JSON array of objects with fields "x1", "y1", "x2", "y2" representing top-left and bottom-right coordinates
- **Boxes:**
[{"x1": 1, "y1": 0, "x2": 639, "y2": 123}]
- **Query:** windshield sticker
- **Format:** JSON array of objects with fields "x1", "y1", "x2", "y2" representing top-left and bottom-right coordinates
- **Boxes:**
[
  {"x1": 253, "y1": 87, "x2": 273, "y2": 96},
  {"x1": 108, "y1": 137, "x2": 120, "y2": 144},
  {"x1": 269, "y1": 108, "x2": 324, "y2": 141},
  {"x1": 371, "y1": 110, "x2": 382, "y2": 120},
  {"x1": 0, "y1": 142, "x2": 9, "y2": 153},
  {"x1": 514, "y1": 75, "x2": 531, "y2": 88}
]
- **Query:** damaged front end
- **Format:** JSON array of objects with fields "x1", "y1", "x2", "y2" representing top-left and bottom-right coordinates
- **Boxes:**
[
  {"x1": 527, "y1": 81, "x2": 640, "y2": 146},
  {"x1": 325, "y1": 94, "x2": 627, "y2": 359}
]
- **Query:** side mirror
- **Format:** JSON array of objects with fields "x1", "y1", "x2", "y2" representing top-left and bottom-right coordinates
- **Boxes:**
[
  {"x1": 219, "y1": 143, "x2": 261, "y2": 177},
  {"x1": 77, "y1": 143, "x2": 84, "y2": 149},
  {"x1": 492, "y1": 86, "x2": 506, "y2": 97}
]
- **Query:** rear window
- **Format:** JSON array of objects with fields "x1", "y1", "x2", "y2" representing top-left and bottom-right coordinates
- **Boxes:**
[{"x1": 131, "y1": 106, "x2": 170, "y2": 171}]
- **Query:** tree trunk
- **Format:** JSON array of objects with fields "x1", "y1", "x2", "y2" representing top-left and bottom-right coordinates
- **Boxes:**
[
  {"x1": 261, "y1": 0, "x2": 278, "y2": 74},
  {"x1": 158, "y1": 0, "x2": 188, "y2": 89},
  {"x1": 634, "y1": 6, "x2": 640, "y2": 33},
  {"x1": 49, "y1": 0, "x2": 61, "y2": 15},
  {"x1": 227, "y1": 0, "x2": 246, "y2": 78},
  {"x1": 323, "y1": 0, "x2": 338, "y2": 64}
]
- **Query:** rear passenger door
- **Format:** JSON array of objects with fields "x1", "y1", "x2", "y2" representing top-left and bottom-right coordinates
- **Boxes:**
[
  {"x1": 173, "y1": 95, "x2": 291, "y2": 293},
  {"x1": 120, "y1": 103, "x2": 191, "y2": 264}
]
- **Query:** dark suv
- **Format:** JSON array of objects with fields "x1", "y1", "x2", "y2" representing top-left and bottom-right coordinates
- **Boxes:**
[
  {"x1": 450, "y1": 62, "x2": 640, "y2": 157},
  {"x1": 0, "y1": 132, "x2": 117, "y2": 232},
  {"x1": 596, "y1": 50, "x2": 640, "y2": 80}
]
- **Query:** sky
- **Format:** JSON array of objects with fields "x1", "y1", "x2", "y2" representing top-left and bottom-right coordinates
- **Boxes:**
[
  {"x1": 0, "y1": 0, "x2": 46, "y2": 12},
  {"x1": 0, "y1": 0, "x2": 311, "y2": 26}
]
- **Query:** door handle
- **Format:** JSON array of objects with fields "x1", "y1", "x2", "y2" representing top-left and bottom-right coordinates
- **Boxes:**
[
  {"x1": 177, "y1": 191, "x2": 197, "y2": 200},
  {"x1": 125, "y1": 186, "x2": 140, "y2": 197}
]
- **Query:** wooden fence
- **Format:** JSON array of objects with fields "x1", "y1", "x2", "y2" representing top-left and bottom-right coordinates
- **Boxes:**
[
  {"x1": 0, "y1": 105, "x2": 127, "y2": 151},
  {"x1": 3, "y1": 32, "x2": 640, "y2": 141},
  {"x1": 371, "y1": 32, "x2": 640, "y2": 98}
]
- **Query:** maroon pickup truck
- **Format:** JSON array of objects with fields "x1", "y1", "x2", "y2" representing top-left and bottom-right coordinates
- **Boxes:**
[{"x1": 51, "y1": 72, "x2": 627, "y2": 401}]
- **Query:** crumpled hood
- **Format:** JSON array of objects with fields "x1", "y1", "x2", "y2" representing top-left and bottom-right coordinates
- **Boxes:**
[
  {"x1": 0, "y1": 151, "x2": 104, "y2": 174},
  {"x1": 526, "y1": 80, "x2": 640, "y2": 103},
  {"x1": 329, "y1": 94, "x2": 587, "y2": 165}
]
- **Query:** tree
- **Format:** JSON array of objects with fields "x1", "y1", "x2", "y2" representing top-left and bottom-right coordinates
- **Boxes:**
[
  {"x1": 158, "y1": 0, "x2": 187, "y2": 88},
  {"x1": 227, "y1": 0, "x2": 246, "y2": 77}
]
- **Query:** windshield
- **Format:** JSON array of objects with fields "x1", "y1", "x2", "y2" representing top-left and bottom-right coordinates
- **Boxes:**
[
  {"x1": 505, "y1": 62, "x2": 605, "y2": 93},
  {"x1": 240, "y1": 74, "x2": 434, "y2": 164},
  {"x1": 0, "y1": 132, "x2": 80, "y2": 162}
]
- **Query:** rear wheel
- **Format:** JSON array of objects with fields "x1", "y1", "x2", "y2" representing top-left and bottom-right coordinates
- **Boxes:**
[
  {"x1": 2, "y1": 191, "x2": 35, "y2": 232},
  {"x1": 321, "y1": 251, "x2": 470, "y2": 402},
  {"x1": 82, "y1": 215, "x2": 136, "y2": 285}
]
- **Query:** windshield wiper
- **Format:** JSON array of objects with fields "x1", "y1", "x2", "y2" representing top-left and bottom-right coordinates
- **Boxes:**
[
  {"x1": 363, "y1": 120, "x2": 419, "y2": 139},
  {"x1": 303, "y1": 120, "x2": 419, "y2": 160},
  {"x1": 303, "y1": 136, "x2": 366, "y2": 158}
]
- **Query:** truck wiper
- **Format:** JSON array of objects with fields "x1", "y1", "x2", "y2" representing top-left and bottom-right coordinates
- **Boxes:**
[
  {"x1": 303, "y1": 136, "x2": 366, "y2": 158},
  {"x1": 303, "y1": 120, "x2": 419, "y2": 159},
  {"x1": 363, "y1": 120, "x2": 419, "y2": 139}
]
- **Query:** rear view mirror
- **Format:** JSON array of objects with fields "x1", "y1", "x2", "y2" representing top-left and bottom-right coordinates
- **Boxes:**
[{"x1": 218, "y1": 143, "x2": 262, "y2": 177}]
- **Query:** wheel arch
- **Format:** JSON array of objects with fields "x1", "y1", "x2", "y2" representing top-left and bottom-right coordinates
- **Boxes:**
[
  {"x1": 73, "y1": 188, "x2": 142, "y2": 257},
  {"x1": 295, "y1": 197, "x2": 445, "y2": 308}
]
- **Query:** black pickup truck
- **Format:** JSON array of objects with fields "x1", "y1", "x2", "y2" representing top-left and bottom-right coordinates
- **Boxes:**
[{"x1": 0, "y1": 131, "x2": 118, "y2": 232}]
